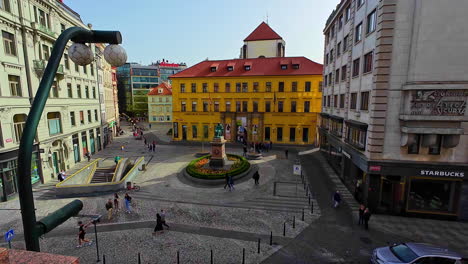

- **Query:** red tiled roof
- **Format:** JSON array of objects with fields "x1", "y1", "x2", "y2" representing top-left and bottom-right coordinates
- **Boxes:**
[
  {"x1": 170, "y1": 57, "x2": 323, "y2": 78},
  {"x1": 244, "y1": 22, "x2": 283, "y2": 41},
  {"x1": 148, "y1": 82, "x2": 172, "y2": 96}
]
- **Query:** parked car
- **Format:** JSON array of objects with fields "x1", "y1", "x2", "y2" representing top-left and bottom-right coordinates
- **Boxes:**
[{"x1": 371, "y1": 242, "x2": 466, "y2": 264}]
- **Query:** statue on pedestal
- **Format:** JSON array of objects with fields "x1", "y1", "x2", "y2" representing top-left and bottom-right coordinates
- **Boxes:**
[{"x1": 214, "y1": 123, "x2": 224, "y2": 138}]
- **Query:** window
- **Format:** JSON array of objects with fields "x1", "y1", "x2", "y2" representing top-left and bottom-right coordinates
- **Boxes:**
[
  {"x1": 253, "y1": 82, "x2": 259, "y2": 92},
  {"x1": 192, "y1": 125, "x2": 197, "y2": 138},
  {"x1": 324, "y1": 75, "x2": 328, "y2": 87},
  {"x1": 331, "y1": 25, "x2": 335, "y2": 38},
  {"x1": 281, "y1": 64, "x2": 287, "y2": 70},
  {"x1": 13, "y1": 114, "x2": 27, "y2": 142},
  {"x1": 304, "y1": 101, "x2": 310, "y2": 112},
  {"x1": 202, "y1": 83, "x2": 208, "y2": 93},
  {"x1": 90, "y1": 64, "x2": 94, "y2": 76},
  {"x1": 337, "y1": 42, "x2": 341, "y2": 56},
  {"x1": 428, "y1": 135, "x2": 442, "y2": 155},
  {"x1": 289, "y1": 127, "x2": 296, "y2": 142},
  {"x1": 235, "y1": 83, "x2": 241, "y2": 93},
  {"x1": 265, "y1": 127, "x2": 271, "y2": 141},
  {"x1": 253, "y1": 101, "x2": 258, "y2": 112},
  {"x1": 323, "y1": 96, "x2": 326, "y2": 107},
  {"x1": 192, "y1": 101, "x2": 197, "y2": 112},
  {"x1": 181, "y1": 102, "x2": 186, "y2": 112},
  {"x1": 79, "y1": 111, "x2": 84, "y2": 124},
  {"x1": 334, "y1": 95, "x2": 338, "y2": 107},
  {"x1": 67, "y1": 83, "x2": 73, "y2": 98},
  {"x1": 341, "y1": 65, "x2": 347, "y2": 81},
  {"x1": 325, "y1": 53, "x2": 329, "y2": 65},
  {"x1": 75, "y1": 62, "x2": 79, "y2": 72},
  {"x1": 292, "y1": 64, "x2": 299, "y2": 69},
  {"x1": 83, "y1": 65, "x2": 87, "y2": 74},
  {"x1": 2, "y1": 31, "x2": 16, "y2": 56},
  {"x1": 346, "y1": 126, "x2": 367, "y2": 150},
  {"x1": 236, "y1": 101, "x2": 241, "y2": 112},
  {"x1": 367, "y1": 9, "x2": 377, "y2": 34},
  {"x1": 94, "y1": 110, "x2": 98, "y2": 121},
  {"x1": 180, "y1": 83, "x2": 185, "y2": 93},
  {"x1": 360, "y1": 91, "x2": 370, "y2": 110},
  {"x1": 305, "y1": 81, "x2": 311, "y2": 92},
  {"x1": 357, "y1": 0, "x2": 364, "y2": 8},
  {"x1": 352, "y1": 58, "x2": 360, "y2": 77},
  {"x1": 343, "y1": 35, "x2": 349, "y2": 52},
  {"x1": 214, "y1": 83, "x2": 219, "y2": 93},
  {"x1": 203, "y1": 101, "x2": 209, "y2": 112},
  {"x1": 345, "y1": 5, "x2": 351, "y2": 21},
  {"x1": 266, "y1": 82, "x2": 272, "y2": 92},
  {"x1": 335, "y1": 69, "x2": 340, "y2": 83},
  {"x1": 277, "y1": 127, "x2": 283, "y2": 141},
  {"x1": 191, "y1": 83, "x2": 196, "y2": 93},
  {"x1": 77, "y1": 84, "x2": 82, "y2": 98},
  {"x1": 50, "y1": 81, "x2": 59, "y2": 98},
  {"x1": 1, "y1": 0, "x2": 11, "y2": 12},
  {"x1": 70, "y1": 112, "x2": 76, "y2": 126},
  {"x1": 408, "y1": 134, "x2": 420, "y2": 154},
  {"x1": 227, "y1": 66, "x2": 233, "y2": 71},
  {"x1": 210, "y1": 66, "x2": 217, "y2": 72},
  {"x1": 47, "y1": 112, "x2": 62, "y2": 135},
  {"x1": 87, "y1": 110, "x2": 92, "y2": 122},
  {"x1": 60, "y1": 23, "x2": 66, "y2": 32},
  {"x1": 92, "y1": 87, "x2": 96, "y2": 99},
  {"x1": 340, "y1": 94, "x2": 345, "y2": 108},
  {"x1": 338, "y1": 15, "x2": 343, "y2": 30},
  {"x1": 85, "y1": 86, "x2": 89, "y2": 98},
  {"x1": 328, "y1": 73, "x2": 333, "y2": 86},
  {"x1": 242, "y1": 101, "x2": 248, "y2": 112},
  {"x1": 327, "y1": 96, "x2": 330, "y2": 107},
  {"x1": 319, "y1": 81, "x2": 323, "y2": 92},
  {"x1": 279, "y1": 82, "x2": 284, "y2": 92},
  {"x1": 363, "y1": 52, "x2": 374, "y2": 73},
  {"x1": 214, "y1": 102, "x2": 219, "y2": 112},
  {"x1": 265, "y1": 101, "x2": 271, "y2": 112},
  {"x1": 64, "y1": 54, "x2": 70, "y2": 69},
  {"x1": 355, "y1": 23, "x2": 363, "y2": 42},
  {"x1": 242, "y1": 82, "x2": 248, "y2": 92},
  {"x1": 278, "y1": 101, "x2": 284, "y2": 112},
  {"x1": 350, "y1": 93, "x2": 357, "y2": 109},
  {"x1": 203, "y1": 125, "x2": 209, "y2": 139},
  {"x1": 291, "y1": 101, "x2": 297, "y2": 112},
  {"x1": 245, "y1": 65, "x2": 251, "y2": 71},
  {"x1": 9, "y1": 75, "x2": 21, "y2": 96},
  {"x1": 292, "y1": 82, "x2": 298, "y2": 92},
  {"x1": 225, "y1": 83, "x2": 231, "y2": 92},
  {"x1": 330, "y1": 49, "x2": 334, "y2": 62},
  {"x1": 41, "y1": 44, "x2": 50, "y2": 60},
  {"x1": 225, "y1": 101, "x2": 231, "y2": 112}
]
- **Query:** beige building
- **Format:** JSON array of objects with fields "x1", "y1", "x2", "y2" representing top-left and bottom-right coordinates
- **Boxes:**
[
  {"x1": 0, "y1": 0, "x2": 104, "y2": 201},
  {"x1": 148, "y1": 82, "x2": 172, "y2": 123},
  {"x1": 319, "y1": 0, "x2": 468, "y2": 220},
  {"x1": 239, "y1": 22, "x2": 285, "y2": 59}
]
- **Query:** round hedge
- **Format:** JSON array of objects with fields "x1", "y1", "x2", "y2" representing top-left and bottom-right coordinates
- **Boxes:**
[{"x1": 186, "y1": 154, "x2": 250, "y2": 180}]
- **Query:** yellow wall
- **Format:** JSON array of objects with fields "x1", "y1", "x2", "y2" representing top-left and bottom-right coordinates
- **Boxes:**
[{"x1": 171, "y1": 75, "x2": 322, "y2": 145}]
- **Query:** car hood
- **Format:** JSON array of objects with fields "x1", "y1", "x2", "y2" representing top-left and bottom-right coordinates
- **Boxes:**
[{"x1": 376, "y1": 247, "x2": 405, "y2": 264}]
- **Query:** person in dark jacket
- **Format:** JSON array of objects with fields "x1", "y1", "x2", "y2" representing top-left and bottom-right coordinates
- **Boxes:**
[
  {"x1": 153, "y1": 213, "x2": 164, "y2": 234},
  {"x1": 224, "y1": 174, "x2": 229, "y2": 189},
  {"x1": 358, "y1": 204, "x2": 366, "y2": 225},
  {"x1": 363, "y1": 208, "x2": 371, "y2": 230},
  {"x1": 253, "y1": 171, "x2": 260, "y2": 185},
  {"x1": 333, "y1": 190, "x2": 342, "y2": 208},
  {"x1": 285, "y1": 149, "x2": 289, "y2": 159}
]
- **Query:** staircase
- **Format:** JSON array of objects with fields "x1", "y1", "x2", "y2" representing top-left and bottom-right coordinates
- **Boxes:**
[{"x1": 90, "y1": 167, "x2": 116, "y2": 183}]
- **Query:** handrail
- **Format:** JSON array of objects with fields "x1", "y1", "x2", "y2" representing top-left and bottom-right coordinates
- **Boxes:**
[
  {"x1": 85, "y1": 163, "x2": 99, "y2": 184},
  {"x1": 110, "y1": 159, "x2": 122, "y2": 182},
  {"x1": 55, "y1": 158, "x2": 101, "y2": 187}
]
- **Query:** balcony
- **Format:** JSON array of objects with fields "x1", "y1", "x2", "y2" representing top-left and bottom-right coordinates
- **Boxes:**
[
  {"x1": 37, "y1": 24, "x2": 56, "y2": 38},
  {"x1": 33, "y1": 60, "x2": 64, "y2": 76}
]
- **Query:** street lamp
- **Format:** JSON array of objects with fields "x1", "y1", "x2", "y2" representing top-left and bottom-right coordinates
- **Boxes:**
[
  {"x1": 16, "y1": 27, "x2": 126, "y2": 252},
  {"x1": 92, "y1": 215, "x2": 102, "y2": 263}
]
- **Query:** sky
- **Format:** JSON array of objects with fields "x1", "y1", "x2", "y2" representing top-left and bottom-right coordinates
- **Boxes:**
[{"x1": 67, "y1": 0, "x2": 338, "y2": 67}]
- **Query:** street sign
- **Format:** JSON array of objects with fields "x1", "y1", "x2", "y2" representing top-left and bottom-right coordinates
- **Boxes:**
[
  {"x1": 4, "y1": 229, "x2": 14, "y2": 242},
  {"x1": 293, "y1": 164, "x2": 302, "y2": 175}
]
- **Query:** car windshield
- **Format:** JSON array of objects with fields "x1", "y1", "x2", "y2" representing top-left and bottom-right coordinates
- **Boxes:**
[{"x1": 390, "y1": 244, "x2": 419, "y2": 262}]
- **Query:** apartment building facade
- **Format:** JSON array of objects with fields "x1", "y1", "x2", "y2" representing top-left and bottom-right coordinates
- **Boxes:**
[
  {"x1": 0, "y1": 0, "x2": 102, "y2": 201},
  {"x1": 147, "y1": 82, "x2": 173, "y2": 123},
  {"x1": 320, "y1": 0, "x2": 468, "y2": 219}
]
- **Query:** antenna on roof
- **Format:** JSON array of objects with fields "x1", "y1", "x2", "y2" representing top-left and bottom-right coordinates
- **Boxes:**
[{"x1": 266, "y1": 12, "x2": 269, "y2": 24}]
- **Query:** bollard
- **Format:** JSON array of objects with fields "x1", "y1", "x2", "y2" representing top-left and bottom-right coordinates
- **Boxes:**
[
  {"x1": 308, "y1": 195, "x2": 311, "y2": 205},
  {"x1": 283, "y1": 222, "x2": 286, "y2": 236},
  {"x1": 270, "y1": 231, "x2": 273, "y2": 245},
  {"x1": 257, "y1": 238, "x2": 261, "y2": 254},
  {"x1": 302, "y1": 208, "x2": 305, "y2": 221},
  {"x1": 293, "y1": 216, "x2": 295, "y2": 229},
  {"x1": 138, "y1": 252, "x2": 141, "y2": 264},
  {"x1": 242, "y1": 248, "x2": 245, "y2": 264},
  {"x1": 103, "y1": 255, "x2": 106, "y2": 264},
  {"x1": 211, "y1": 249, "x2": 213, "y2": 264},
  {"x1": 177, "y1": 250, "x2": 180, "y2": 264}
]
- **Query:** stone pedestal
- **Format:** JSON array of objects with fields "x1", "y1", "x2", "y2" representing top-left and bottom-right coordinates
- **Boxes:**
[{"x1": 209, "y1": 136, "x2": 227, "y2": 167}]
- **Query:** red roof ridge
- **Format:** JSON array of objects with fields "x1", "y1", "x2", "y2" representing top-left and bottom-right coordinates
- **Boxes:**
[
  {"x1": 148, "y1": 82, "x2": 172, "y2": 96},
  {"x1": 244, "y1": 22, "x2": 283, "y2": 41}
]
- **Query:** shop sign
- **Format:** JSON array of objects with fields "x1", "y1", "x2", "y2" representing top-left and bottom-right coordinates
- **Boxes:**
[
  {"x1": 173, "y1": 122, "x2": 179, "y2": 138},
  {"x1": 369, "y1": 165, "x2": 381, "y2": 172},
  {"x1": 420, "y1": 170, "x2": 464, "y2": 178},
  {"x1": 5, "y1": 138, "x2": 12, "y2": 143},
  {"x1": 410, "y1": 90, "x2": 467, "y2": 116},
  {"x1": 342, "y1": 150, "x2": 351, "y2": 159}
]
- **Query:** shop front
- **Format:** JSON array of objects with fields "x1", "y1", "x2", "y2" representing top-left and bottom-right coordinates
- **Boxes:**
[{"x1": 0, "y1": 145, "x2": 43, "y2": 202}]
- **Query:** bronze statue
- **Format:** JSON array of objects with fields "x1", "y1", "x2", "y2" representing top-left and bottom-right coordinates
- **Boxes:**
[{"x1": 214, "y1": 123, "x2": 224, "y2": 138}]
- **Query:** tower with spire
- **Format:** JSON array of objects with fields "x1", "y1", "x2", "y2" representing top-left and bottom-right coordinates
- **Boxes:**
[{"x1": 240, "y1": 22, "x2": 286, "y2": 59}]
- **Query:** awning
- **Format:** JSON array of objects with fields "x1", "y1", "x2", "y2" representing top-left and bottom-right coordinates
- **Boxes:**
[{"x1": 345, "y1": 119, "x2": 368, "y2": 130}]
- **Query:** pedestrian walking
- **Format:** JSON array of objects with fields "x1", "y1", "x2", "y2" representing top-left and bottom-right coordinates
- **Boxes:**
[
  {"x1": 85, "y1": 152, "x2": 91, "y2": 162},
  {"x1": 228, "y1": 175, "x2": 235, "y2": 191},
  {"x1": 76, "y1": 221, "x2": 92, "y2": 248},
  {"x1": 58, "y1": 171, "x2": 65, "y2": 182},
  {"x1": 358, "y1": 204, "x2": 365, "y2": 225},
  {"x1": 121, "y1": 145, "x2": 125, "y2": 151},
  {"x1": 224, "y1": 174, "x2": 229, "y2": 189},
  {"x1": 152, "y1": 141, "x2": 156, "y2": 152},
  {"x1": 160, "y1": 209, "x2": 169, "y2": 228},
  {"x1": 285, "y1": 149, "x2": 289, "y2": 159},
  {"x1": 105, "y1": 198, "x2": 113, "y2": 220},
  {"x1": 149, "y1": 123, "x2": 152, "y2": 129},
  {"x1": 363, "y1": 208, "x2": 372, "y2": 230},
  {"x1": 144, "y1": 138, "x2": 147, "y2": 146},
  {"x1": 114, "y1": 156, "x2": 121, "y2": 165},
  {"x1": 114, "y1": 193, "x2": 120, "y2": 212},
  {"x1": 124, "y1": 193, "x2": 132, "y2": 213},
  {"x1": 153, "y1": 213, "x2": 164, "y2": 234},
  {"x1": 333, "y1": 190, "x2": 342, "y2": 208},
  {"x1": 252, "y1": 171, "x2": 260, "y2": 185}
]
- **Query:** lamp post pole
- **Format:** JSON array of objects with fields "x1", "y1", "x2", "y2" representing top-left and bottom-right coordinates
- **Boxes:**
[{"x1": 16, "y1": 27, "x2": 122, "y2": 251}]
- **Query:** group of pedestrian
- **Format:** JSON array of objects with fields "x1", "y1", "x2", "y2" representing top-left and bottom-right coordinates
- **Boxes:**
[
  {"x1": 146, "y1": 140, "x2": 156, "y2": 152},
  {"x1": 358, "y1": 204, "x2": 372, "y2": 230},
  {"x1": 224, "y1": 174, "x2": 235, "y2": 191},
  {"x1": 153, "y1": 209, "x2": 170, "y2": 235},
  {"x1": 84, "y1": 151, "x2": 91, "y2": 162}
]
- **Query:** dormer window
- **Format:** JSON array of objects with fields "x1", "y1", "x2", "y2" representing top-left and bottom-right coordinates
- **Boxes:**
[
  {"x1": 281, "y1": 65, "x2": 288, "y2": 70},
  {"x1": 158, "y1": 88, "x2": 163, "y2": 93},
  {"x1": 227, "y1": 66, "x2": 234, "y2": 71},
  {"x1": 292, "y1": 64, "x2": 300, "y2": 69},
  {"x1": 210, "y1": 67, "x2": 217, "y2": 72},
  {"x1": 210, "y1": 63, "x2": 219, "y2": 72},
  {"x1": 245, "y1": 66, "x2": 251, "y2": 71}
]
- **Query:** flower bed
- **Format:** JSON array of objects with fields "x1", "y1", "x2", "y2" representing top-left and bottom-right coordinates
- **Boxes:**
[{"x1": 186, "y1": 154, "x2": 250, "y2": 179}]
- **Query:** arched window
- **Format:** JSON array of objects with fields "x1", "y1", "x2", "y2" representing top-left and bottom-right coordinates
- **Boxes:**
[{"x1": 13, "y1": 114, "x2": 27, "y2": 142}]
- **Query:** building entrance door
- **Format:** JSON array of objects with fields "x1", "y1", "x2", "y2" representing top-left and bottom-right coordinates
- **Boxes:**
[
  {"x1": 303, "y1": 128, "x2": 309, "y2": 143},
  {"x1": 380, "y1": 177, "x2": 403, "y2": 214},
  {"x1": 52, "y1": 152, "x2": 59, "y2": 175},
  {"x1": 182, "y1": 125, "x2": 187, "y2": 140}
]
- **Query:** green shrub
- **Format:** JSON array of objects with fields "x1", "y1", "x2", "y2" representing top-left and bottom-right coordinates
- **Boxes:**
[{"x1": 186, "y1": 154, "x2": 250, "y2": 179}]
